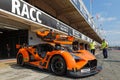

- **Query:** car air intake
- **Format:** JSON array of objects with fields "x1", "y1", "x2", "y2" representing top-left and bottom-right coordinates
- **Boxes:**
[{"x1": 83, "y1": 59, "x2": 97, "y2": 69}]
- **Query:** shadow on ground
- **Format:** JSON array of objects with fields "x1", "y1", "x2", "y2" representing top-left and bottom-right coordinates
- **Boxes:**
[
  {"x1": 102, "y1": 59, "x2": 120, "y2": 62},
  {"x1": 5, "y1": 62, "x2": 98, "y2": 79}
]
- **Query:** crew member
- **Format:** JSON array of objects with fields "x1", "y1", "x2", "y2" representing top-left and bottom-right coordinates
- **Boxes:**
[
  {"x1": 72, "y1": 41, "x2": 79, "y2": 51},
  {"x1": 89, "y1": 40, "x2": 96, "y2": 55},
  {"x1": 101, "y1": 39, "x2": 108, "y2": 58},
  {"x1": 79, "y1": 43, "x2": 85, "y2": 50},
  {"x1": 44, "y1": 29, "x2": 56, "y2": 41}
]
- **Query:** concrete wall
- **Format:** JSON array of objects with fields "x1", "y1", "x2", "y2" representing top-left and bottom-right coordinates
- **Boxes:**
[{"x1": 28, "y1": 31, "x2": 42, "y2": 45}]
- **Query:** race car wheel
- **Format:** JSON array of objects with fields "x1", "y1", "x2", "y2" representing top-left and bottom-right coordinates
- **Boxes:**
[
  {"x1": 17, "y1": 54, "x2": 24, "y2": 66},
  {"x1": 51, "y1": 55, "x2": 66, "y2": 75}
]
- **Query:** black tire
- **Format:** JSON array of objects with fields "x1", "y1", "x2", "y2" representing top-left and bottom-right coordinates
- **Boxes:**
[
  {"x1": 17, "y1": 54, "x2": 24, "y2": 66},
  {"x1": 50, "y1": 55, "x2": 66, "y2": 75}
]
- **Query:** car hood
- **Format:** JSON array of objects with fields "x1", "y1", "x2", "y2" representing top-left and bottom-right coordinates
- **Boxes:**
[{"x1": 75, "y1": 50, "x2": 96, "y2": 61}]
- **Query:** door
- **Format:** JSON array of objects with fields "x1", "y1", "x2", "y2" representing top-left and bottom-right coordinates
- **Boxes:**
[{"x1": 0, "y1": 30, "x2": 28, "y2": 59}]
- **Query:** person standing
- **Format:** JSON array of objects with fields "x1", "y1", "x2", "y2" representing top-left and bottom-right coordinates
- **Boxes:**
[
  {"x1": 85, "y1": 44, "x2": 88, "y2": 50},
  {"x1": 72, "y1": 41, "x2": 79, "y2": 51},
  {"x1": 44, "y1": 29, "x2": 55, "y2": 41},
  {"x1": 6, "y1": 44, "x2": 11, "y2": 58},
  {"x1": 89, "y1": 40, "x2": 96, "y2": 55},
  {"x1": 101, "y1": 39, "x2": 108, "y2": 58},
  {"x1": 79, "y1": 43, "x2": 85, "y2": 50}
]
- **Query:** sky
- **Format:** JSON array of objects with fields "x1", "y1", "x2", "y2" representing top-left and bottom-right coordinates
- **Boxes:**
[{"x1": 82, "y1": 0, "x2": 120, "y2": 46}]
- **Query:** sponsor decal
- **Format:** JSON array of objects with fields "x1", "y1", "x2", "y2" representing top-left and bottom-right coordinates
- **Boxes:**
[
  {"x1": 81, "y1": 68, "x2": 90, "y2": 73},
  {"x1": 73, "y1": 30, "x2": 81, "y2": 38},
  {"x1": 24, "y1": 58, "x2": 28, "y2": 61},
  {"x1": 56, "y1": 21, "x2": 68, "y2": 33}
]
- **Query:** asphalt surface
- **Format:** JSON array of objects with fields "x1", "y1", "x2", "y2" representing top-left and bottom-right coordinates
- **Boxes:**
[{"x1": 0, "y1": 49, "x2": 120, "y2": 80}]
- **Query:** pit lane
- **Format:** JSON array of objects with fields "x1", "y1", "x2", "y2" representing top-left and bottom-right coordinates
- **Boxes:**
[{"x1": 0, "y1": 49, "x2": 120, "y2": 80}]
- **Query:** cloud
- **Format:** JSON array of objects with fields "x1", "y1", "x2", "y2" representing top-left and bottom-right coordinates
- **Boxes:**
[
  {"x1": 104, "y1": 30, "x2": 120, "y2": 46},
  {"x1": 109, "y1": 41, "x2": 120, "y2": 46},
  {"x1": 103, "y1": 3, "x2": 112, "y2": 6},
  {"x1": 95, "y1": 13, "x2": 117, "y2": 22},
  {"x1": 99, "y1": 17, "x2": 117, "y2": 22},
  {"x1": 105, "y1": 30, "x2": 120, "y2": 34},
  {"x1": 115, "y1": 21, "x2": 120, "y2": 25}
]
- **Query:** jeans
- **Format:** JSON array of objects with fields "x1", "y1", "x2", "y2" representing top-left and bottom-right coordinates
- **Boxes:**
[
  {"x1": 91, "y1": 49, "x2": 95, "y2": 55},
  {"x1": 103, "y1": 48, "x2": 108, "y2": 58}
]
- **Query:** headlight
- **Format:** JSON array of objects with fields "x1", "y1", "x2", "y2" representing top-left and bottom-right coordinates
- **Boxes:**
[{"x1": 71, "y1": 53, "x2": 82, "y2": 62}]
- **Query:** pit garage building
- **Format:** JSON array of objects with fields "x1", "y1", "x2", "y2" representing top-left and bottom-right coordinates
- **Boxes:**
[{"x1": 0, "y1": 0, "x2": 102, "y2": 59}]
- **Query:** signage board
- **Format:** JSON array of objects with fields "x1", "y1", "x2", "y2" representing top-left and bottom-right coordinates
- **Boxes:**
[{"x1": 0, "y1": 0, "x2": 87, "y2": 39}]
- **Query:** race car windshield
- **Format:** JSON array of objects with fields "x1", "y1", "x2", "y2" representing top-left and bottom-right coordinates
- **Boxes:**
[{"x1": 61, "y1": 45, "x2": 73, "y2": 52}]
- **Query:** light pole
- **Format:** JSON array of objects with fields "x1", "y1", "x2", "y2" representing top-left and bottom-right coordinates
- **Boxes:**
[{"x1": 90, "y1": 0, "x2": 93, "y2": 15}]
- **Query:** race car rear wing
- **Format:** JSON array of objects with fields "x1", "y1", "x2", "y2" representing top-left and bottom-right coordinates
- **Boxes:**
[{"x1": 36, "y1": 30, "x2": 74, "y2": 44}]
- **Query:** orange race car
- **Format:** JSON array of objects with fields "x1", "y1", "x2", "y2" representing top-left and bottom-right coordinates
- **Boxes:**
[{"x1": 16, "y1": 30, "x2": 102, "y2": 77}]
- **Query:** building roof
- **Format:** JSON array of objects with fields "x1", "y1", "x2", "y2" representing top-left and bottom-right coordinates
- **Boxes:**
[{"x1": 28, "y1": 0, "x2": 102, "y2": 43}]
